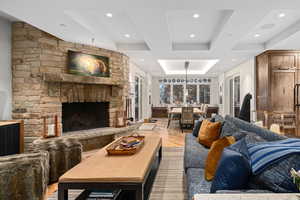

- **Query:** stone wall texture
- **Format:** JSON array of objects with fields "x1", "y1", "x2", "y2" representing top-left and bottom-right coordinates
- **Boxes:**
[{"x1": 11, "y1": 22, "x2": 130, "y2": 150}]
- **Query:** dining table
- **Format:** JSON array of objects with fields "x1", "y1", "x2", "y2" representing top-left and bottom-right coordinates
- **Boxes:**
[{"x1": 169, "y1": 107, "x2": 203, "y2": 114}]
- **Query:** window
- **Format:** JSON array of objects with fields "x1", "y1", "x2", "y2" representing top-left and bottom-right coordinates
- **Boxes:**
[
  {"x1": 158, "y1": 78, "x2": 212, "y2": 105},
  {"x1": 173, "y1": 85, "x2": 184, "y2": 104},
  {"x1": 199, "y1": 85, "x2": 210, "y2": 104},
  {"x1": 186, "y1": 85, "x2": 197, "y2": 104},
  {"x1": 159, "y1": 84, "x2": 171, "y2": 104}
]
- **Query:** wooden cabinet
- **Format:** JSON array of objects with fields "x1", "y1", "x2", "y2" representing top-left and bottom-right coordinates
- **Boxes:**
[
  {"x1": 152, "y1": 107, "x2": 168, "y2": 118},
  {"x1": 256, "y1": 50, "x2": 299, "y2": 136},
  {"x1": 0, "y1": 121, "x2": 24, "y2": 156}
]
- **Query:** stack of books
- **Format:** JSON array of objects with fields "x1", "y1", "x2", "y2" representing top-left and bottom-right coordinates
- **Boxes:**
[
  {"x1": 121, "y1": 137, "x2": 141, "y2": 148},
  {"x1": 86, "y1": 189, "x2": 121, "y2": 200}
]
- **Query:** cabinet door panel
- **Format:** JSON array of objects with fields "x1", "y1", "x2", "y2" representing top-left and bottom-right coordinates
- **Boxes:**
[
  {"x1": 271, "y1": 72, "x2": 295, "y2": 112},
  {"x1": 270, "y1": 55, "x2": 296, "y2": 70},
  {"x1": 256, "y1": 54, "x2": 269, "y2": 112}
]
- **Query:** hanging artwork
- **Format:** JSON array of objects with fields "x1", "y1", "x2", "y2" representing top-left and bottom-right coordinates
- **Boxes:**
[{"x1": 68, "y1": 50, "x2": 110, "y2": 77}]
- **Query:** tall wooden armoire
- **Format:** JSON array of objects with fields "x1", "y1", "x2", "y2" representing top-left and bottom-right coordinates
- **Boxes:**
[{"x1": 256, "y1": 50, "x2": 300, "y2": 136}]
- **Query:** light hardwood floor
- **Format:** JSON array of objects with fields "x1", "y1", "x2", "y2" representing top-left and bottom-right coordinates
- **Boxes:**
[{"x1": 46, "y1": 118, "x2": 189, "y2": 199}]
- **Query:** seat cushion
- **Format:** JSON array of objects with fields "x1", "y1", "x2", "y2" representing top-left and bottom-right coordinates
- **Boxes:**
[
  {"x1": 184, "y1": 134, "x2": 209, "y2": 171},
  {"x1": 187, "y1": 168, "x2": 211, "y2": 200},
  {"x1": 205, "y1": 136, "x2": 235, "y2": 181},
  {"x1": 198, "y1": 120, "x2": 222, "y2": 148}
]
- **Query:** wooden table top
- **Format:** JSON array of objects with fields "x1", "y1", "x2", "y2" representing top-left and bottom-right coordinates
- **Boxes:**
[
  {"x1": 193, "y1": 193, "x2": 300, "y2": 200},
  {"x1": 59, "y1": 135, "x2": 162, "y2": 183},
  {"x1": 0, "y1": 121, "x2": 21, "y2": 126},
  {"x1": 169, "y1": 107, "x2": 202, "y2": 114}
]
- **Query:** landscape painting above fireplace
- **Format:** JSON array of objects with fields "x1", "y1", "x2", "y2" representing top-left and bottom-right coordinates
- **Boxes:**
[{"x1": 68, "y1": 50, "x2": 110, "y2": 77}]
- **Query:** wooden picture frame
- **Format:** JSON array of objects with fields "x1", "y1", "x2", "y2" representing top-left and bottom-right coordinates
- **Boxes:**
[{"x1": 42, "y1": 115, "x2": 60, "y2": 138}]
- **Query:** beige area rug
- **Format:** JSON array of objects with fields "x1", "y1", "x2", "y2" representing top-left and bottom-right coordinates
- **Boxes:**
[
  {"x1": 139, "y1": 123, "x2": 157, "y2": 131},
  {"x1": 48, "y1": 147, "x2": 187, "y2": 200}
]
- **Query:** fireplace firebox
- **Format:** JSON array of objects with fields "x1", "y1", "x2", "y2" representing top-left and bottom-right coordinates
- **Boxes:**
[{"x1": 62, "y1": 102, "x2": 109, "y2": 132}]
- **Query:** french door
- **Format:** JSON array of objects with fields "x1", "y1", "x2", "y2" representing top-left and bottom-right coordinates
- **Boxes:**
[{"x1": 229, "y1": 76, "x2": 240, "y2": 117}]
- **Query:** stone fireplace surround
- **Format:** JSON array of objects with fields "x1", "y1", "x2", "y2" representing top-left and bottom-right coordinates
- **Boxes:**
[{"x1": 11, "y1": 22, "x2": 130, "y2": 150}]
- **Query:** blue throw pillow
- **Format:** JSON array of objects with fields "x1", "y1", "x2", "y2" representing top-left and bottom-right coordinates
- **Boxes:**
[
  {"x1": 210, "y1": 139, "x2": 251, "y2": 193},
  {"x1": 228, "y1": 138, "x2": 250, "y2": 160},
  {"x1": 192, "y1": 120, "x2": 202, "y2": 137}
]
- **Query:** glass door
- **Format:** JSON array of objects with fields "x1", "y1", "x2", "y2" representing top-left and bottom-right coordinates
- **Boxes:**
[
  {"x1": 229, "y1": 76, "x2": 240, "y2": 117},
  {"x1": 135, "y1": 76, "x2": 139, "y2": 121},
  {"x1": 234, "y1": 76, "x2": 240, "y2": 117}
]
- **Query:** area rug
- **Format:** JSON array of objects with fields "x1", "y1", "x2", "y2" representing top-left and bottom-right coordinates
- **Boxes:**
[
  {"x1": 138, "y1": 123, "x2": 157, "y2": 131},
  {"x1": 47, "y1": 147, "x2": 187, "y2": 200}
]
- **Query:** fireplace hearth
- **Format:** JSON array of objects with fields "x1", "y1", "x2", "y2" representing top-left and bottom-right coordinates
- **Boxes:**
[{"x1": 62, "y1": 102, "x2": 109, "y2": 132}]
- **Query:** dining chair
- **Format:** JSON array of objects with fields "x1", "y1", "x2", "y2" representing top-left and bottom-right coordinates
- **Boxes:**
[
  {"x1": 167, "y1": 107, "x2": 181, "y2": 128},
  {"x1": 180, "y1": 107, "x2": 194, "y2": 133},
  {"x1": 202, "y1": 104, "x2": 209, "y2": 118}
]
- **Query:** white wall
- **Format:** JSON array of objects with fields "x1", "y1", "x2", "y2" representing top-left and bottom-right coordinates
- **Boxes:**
[
  {"x1": 0, "y1": 17, "x2": 12, "y2": 120},
  {"x1": 218, "y1": 58, "x2": 256, "y2": 120},
  {"x1": 129, "y1": 62, "x2": 152, "y2": 121},
  {"x1": 152, "y1": 75, "x2": 219, "y2": 106}
]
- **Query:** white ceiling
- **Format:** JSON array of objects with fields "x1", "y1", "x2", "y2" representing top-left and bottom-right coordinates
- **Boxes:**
[{"x1": 2, "y1": 0, "x2": 300, "y2": 76}]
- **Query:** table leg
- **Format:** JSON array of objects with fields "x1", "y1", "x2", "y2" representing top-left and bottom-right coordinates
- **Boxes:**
[
  {"x1": 158, "y1": 145, "x2": 162, "y2": 163},
  {"x1": 167, "y1": 114, "x2": 171, "y2": 128},
  {"x1": 135, "y1": 184, "x2": 144, "y2": 200},
  {"x1": 58, "y1": 184, "x2": 68, "y2": 200}
]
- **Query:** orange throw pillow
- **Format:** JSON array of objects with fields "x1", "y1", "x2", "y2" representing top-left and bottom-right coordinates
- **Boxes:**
[
  {"x1": 198, "y1": 119, "x2": 222, "y2": 148},
  {"x1": 205, "y1": 136, "x2": 235, "y2": 181}
]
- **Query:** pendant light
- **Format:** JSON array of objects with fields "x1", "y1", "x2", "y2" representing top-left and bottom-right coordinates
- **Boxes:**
[{"x1": 184, "y1": 61, "x2": 189, "y2": 98}]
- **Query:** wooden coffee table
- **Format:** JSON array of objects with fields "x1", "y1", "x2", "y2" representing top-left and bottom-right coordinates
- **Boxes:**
[{"x1": 58, "y1": 135, "x2": 162, "y2": 200}]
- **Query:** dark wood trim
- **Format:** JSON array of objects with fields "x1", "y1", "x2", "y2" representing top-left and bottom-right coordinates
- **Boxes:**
[
  {"x1": 19, "y1": 120, "x2": 24, "y2": 153},
  {"x1": 0, "y1": 120, "x2": 24, "y2": 153}
]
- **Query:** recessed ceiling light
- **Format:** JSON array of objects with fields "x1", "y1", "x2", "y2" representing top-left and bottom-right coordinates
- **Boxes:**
[
  {"x1": 254, "y1": 33, "x2": 260, "y2": 38},
  {"x1": 190, "y1": 34, "x2": 195, "y2": 38},
  {"x1": 124, "y1": 34, "x2": 130, "y2": 38},
  {"x1": 232, "y1": 58, "x2": 237, "y2": 62},
  {"x1": 140, "y1": 59, "x2": 145, "y2": 62},
  {"x1": 278, "y1": 13, "x2": 286, "y2": 18},
  {"x1": 193, "y1": 13, "x2": 200, "y2": 18},
  {"x1": 106, "y1": 13, "x2": 113, "y2": 18}
]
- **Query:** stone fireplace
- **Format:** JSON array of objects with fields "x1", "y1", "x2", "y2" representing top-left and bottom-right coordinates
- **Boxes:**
[
  {"x1": 62, "y1": 102, "x2": 109, "y2": 132},
  {"x1": 11, "y1": 22, "x2": 130, "y2": 150}
]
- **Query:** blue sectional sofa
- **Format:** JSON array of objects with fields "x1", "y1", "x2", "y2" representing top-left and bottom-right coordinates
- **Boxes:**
[{"x1": 184, "y1": 115, "x2": 287, "y2": 199}]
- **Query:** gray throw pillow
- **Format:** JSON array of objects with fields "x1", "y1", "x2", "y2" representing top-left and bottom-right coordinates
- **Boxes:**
[
  {"x1": 244, "y1": 132, "x2": 267, "y2": 145},
  {"x1": 220, "y1": 121, "x2": 240, "y2": 138},
  {"x1": 249, "y1": 154, "x2": 300, "y2": 193}
]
